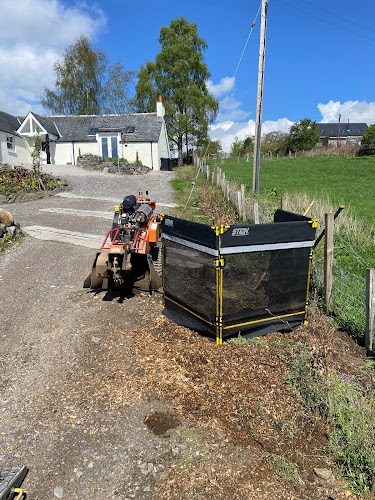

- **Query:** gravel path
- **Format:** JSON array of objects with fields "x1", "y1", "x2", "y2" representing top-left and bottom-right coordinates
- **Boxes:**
[{"x1": 0, "y1": 167, "x2": 183, "y2": 499}]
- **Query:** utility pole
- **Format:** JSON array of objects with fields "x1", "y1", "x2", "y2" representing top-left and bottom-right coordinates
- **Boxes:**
[
  {"x1": 252, "y1": 0, "x2": 269, "y2": 224},
  {"x1": 337, "y1": 113, "x2": 341, "y2": 147}
]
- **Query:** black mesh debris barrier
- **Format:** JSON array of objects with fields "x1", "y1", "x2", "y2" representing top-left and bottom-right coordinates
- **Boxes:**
[{"x1": 161, "y1": 210, "x2": 317, "y2": 344}]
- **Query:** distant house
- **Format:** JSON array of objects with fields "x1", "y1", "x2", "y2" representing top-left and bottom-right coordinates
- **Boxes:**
[
  {"x1": 318, "y1": 123, "x2": 368, "y2": 147},
  {"x1": 0, "y1": 97, "x2": 170, "y2": 170}
]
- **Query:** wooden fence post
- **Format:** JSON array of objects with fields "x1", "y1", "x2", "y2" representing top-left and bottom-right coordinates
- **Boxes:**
[
  {"x1": 237, "y1": 191, "x2": 242, "y2": 216},
  {"x1": 241, "y1": 184, "x2": 246, "y2": 220},
  {"x1": 366, "y1": 268, "x2": 375, "y2": 355},
  {"x1": 281, "y1": 196, "x2": 288, "y2": 211},
  {"x1": 324, "y1": 213, "x2": 334, "y2": 313}
]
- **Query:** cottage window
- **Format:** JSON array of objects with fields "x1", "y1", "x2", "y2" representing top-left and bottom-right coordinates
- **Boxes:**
[
  {"x1": 6, "y1": 136, "x2": 14, "y2": 150},
  {"x1": 126, "y1": 126, "x2": 135, "y2": 133}
]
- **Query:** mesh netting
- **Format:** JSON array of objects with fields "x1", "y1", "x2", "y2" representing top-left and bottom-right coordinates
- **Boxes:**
[
  {"x1": 222, "y1": 248, "x2": 310, "y2": 324},
  {"x1": 164, "y1": 240, "x2": 216, "y2": 323}
]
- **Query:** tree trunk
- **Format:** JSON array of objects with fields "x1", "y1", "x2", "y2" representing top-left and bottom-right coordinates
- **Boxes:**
[{"x1": 178, "y1": 135, "x2": 183, "y2": 166}]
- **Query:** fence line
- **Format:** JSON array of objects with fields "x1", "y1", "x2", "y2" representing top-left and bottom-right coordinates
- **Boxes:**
[{"x1": 195, "y1": 156, "x2": 373, "y2": 348}]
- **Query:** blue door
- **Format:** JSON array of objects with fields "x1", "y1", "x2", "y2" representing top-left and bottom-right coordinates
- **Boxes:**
[
  {"x1": 101, "y1": 137, "x2": 108, "y2": 159},
  {"x1": 111, "y1": 136, "x2": 118, "y2": 159}
]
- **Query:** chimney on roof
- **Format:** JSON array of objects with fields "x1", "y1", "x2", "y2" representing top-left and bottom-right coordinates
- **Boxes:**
[{"x1": 156, "y1": 95, "x2": 165, "y2": 117}]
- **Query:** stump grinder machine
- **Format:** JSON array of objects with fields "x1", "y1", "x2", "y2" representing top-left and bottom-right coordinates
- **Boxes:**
[{"x1": 84, "y1": 192, "x2": 162, "y2": 293}]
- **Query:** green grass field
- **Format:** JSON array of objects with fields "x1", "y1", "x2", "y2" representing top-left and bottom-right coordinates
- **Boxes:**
[{"x1": 215, "y1": 156, "x2": 375, "y2": 228}]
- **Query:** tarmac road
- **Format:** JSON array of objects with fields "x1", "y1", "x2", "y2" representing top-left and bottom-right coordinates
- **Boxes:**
[{"x1": 0, "y1": 166, "x2": 183, "y2": 499}]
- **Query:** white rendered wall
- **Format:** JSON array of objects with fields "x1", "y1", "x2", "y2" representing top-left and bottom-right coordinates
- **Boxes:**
[
  {"x1": 0, "y1": 133, "x2": 31, "y2": 166},
  {"x1": 54, "y1": 142, "x2": 100, "y2": 165}
]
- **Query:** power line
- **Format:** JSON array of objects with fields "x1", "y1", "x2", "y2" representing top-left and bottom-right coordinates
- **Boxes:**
[
  {"x1": 278, "y1": 0, "x2": 375, "y2": 43},
  {"x1": 301, "y1": 0, "x2": 375, "y2": 35},
  {"x1": 234, "y1": 2, "x2": 262, "y2": 77}
]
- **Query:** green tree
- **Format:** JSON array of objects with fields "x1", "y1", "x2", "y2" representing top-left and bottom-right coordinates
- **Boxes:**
[
  {"x1": 261, "y1": 131, "x2": 288, "y2": 154},
  {"x1": 360, "y1": 124, "x2": 375, "y2": 155},
  {"x1": 131, "y1": 62, "x2": 158, "y2": 113},
  {"x1": 197, "y1": 139, "x2": 223, "y2": 157},
  {"x1": 287, "y1": 118, "x2": 320, "y2": 152},
  {"x1": 134, "y1": 18, "x2": 219, "y2": 165},
  {"x1": 241, "y1": 136, "x2": 254, "y2": 155},
  {"x1": 102, "y1": 61, "x2": 136, "y2": 114},
  {"x1": 230, "y1": 136, "x2": 242, "y2": 156},
  {"x1": 41, "y1": 36, "x2": 107, "y2": 115}
]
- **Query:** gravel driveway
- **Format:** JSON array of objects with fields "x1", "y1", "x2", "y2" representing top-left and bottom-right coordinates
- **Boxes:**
[{"x1": 0, "y1": 167, "x2": 182, "y2": 499}]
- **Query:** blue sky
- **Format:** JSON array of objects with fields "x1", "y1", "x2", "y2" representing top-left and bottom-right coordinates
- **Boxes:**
[{"x1": 2, "y1": 0, "x2": 375, "y2": 150}]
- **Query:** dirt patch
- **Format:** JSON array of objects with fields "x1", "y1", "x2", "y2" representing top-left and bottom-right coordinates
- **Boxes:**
[{"x1": 144, "y1": 410, "x2": 181, "y2": 435}]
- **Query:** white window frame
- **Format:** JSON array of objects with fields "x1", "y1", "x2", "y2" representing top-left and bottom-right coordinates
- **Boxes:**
[{"x1": 6, "y1": 135, "x2": 15, "y2": 151}]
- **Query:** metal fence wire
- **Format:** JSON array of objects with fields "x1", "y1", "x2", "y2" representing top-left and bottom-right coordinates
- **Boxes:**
[{"x1": 313, "y1": 244, "x2": 367, "y2": 337}]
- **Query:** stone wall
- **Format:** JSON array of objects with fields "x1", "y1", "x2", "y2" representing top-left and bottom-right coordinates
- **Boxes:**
[{"x1": 76, "y1": 156, "x2": 151, "y2": 175}]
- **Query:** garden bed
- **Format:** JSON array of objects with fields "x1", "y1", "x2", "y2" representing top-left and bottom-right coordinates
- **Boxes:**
[{"x1": 0, "y1": 164, "x2": 67, "y2": 204}]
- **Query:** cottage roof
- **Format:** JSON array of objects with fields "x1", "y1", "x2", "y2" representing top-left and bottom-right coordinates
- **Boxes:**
[
  {"x1": 318, "y1": 123, "x2": 368, "y2": 137},
  {"x1": 47, "y1": 113, "x2": 163, "y2": 143},
  {"x1": 0, "y1": 111, "x2": 22, "y2": 135},
  {"x1": 30, "y1": 113, "x2": 61, "y2": 136}
]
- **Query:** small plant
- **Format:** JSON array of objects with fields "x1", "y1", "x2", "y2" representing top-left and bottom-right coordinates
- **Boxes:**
[
  {"x1": 81, "y1": 153, "x2": 98, "y2": 158},
  {"x1": 135, "y1": 151, "x2": 141, "y2": 165},
  {"x1": 275, "y1": 419, "x2": 298, "y2": 439},
  {"x1": 247, "y1": 336, "x2": 266, "y2": 347},
  {"x1": 227, "y1": 334, "x2": 248, "y2": 345},
  {"x1": 266, "y1": 453, "x2": 301, "y2": 484},
  {"x1": 287, "y1": 343, "x2": 329, "y2": 416},
  {"x1": 31, "y1": 132, "x2": 43, "y2": 188}
]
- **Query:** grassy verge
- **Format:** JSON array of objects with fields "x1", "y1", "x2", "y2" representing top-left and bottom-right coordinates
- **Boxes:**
[
  {"x1": 289, "y1": 344, "x2": 375, "y2": 497},
  {"x1": 169, "y1": 165, "x2": 238, "y2": 224}
]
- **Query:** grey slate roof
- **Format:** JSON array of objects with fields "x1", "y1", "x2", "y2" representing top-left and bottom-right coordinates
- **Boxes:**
[
  {"x1": 0, "y1": 111, "x2": 22, "y2": 135},
  {"x1": 31, "y1": 113, "x2": 60, "y2": 136},
  {"x1": 318, "y1": 123, "x2": 368, "y2": 137},
  {"x1": 49, "y1": 113, "x2": 162, "y2": 143},
  {"x1": 0, "y1": 110, "x2": 163, "y2": 144}
]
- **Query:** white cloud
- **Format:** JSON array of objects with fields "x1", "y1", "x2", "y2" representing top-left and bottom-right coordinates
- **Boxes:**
[
  {"x1": 0, "y1": 0, "x2": 106, "y2": 115},
  {"x1": 217, "y1": 96, "x2": 251, "y2": 122},
  {"x1": 207, "y1": 76, "x2": 235, "y2": 98},
  {"x1": 209, "y1": 99, "x2": 375, "y2": 153},
  {"x1": 318, "y1": 100, "x2": 375, "y2": 125},
  {"x1": 209, "y1": 118, "x2": 293, "y2": 152}
]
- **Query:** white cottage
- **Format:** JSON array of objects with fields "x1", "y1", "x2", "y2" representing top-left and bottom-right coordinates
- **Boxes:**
[{"x1": 0, "y1": 98, "x2": 170, "y2": 171}]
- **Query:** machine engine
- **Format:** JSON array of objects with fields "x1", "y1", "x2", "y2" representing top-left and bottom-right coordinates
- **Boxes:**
[{"x1": 85, "y1": 192, "x2": 162, "y2": 293}]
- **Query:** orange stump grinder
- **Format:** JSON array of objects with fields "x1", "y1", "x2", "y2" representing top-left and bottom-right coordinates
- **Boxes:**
[{"x1": 85, "y1": 192, "x2": 162, "y2": 293}]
